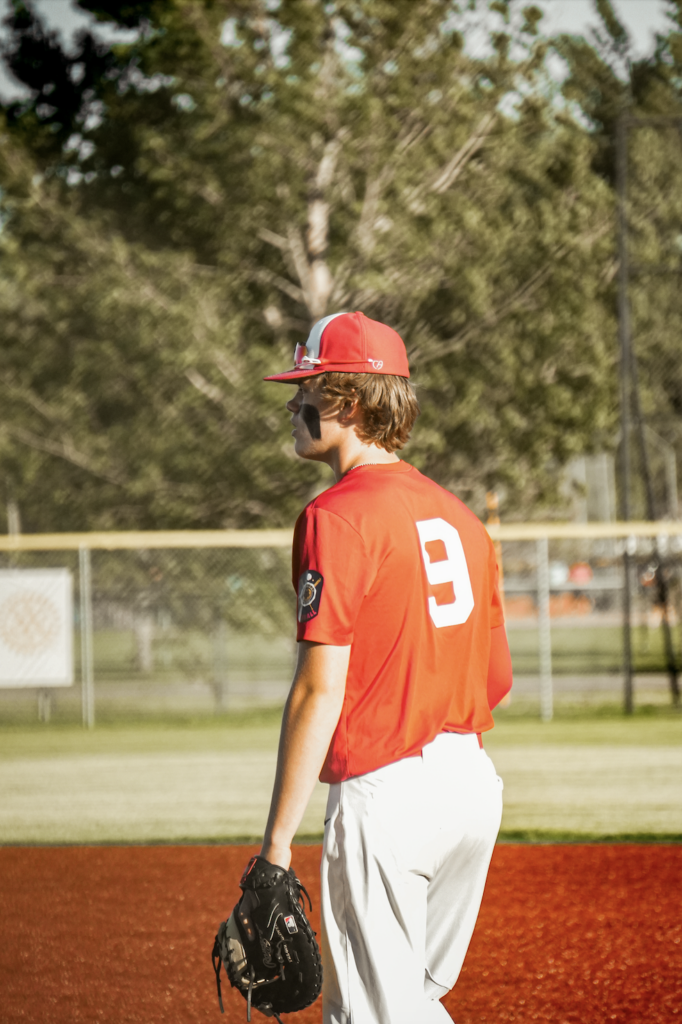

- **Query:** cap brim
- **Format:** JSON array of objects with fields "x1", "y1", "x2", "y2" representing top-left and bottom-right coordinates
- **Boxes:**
[
  {"x1": 263, "y1": 366, "x2": 328, "y2": 383},
  {"x1": 264, "y1": 363, "x2": 410, "y2": 382}
]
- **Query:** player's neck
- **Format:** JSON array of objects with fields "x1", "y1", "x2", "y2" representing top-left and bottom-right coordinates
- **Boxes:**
[{"x1": 331, "y1": 444, "x2": 400, "y2": 482}]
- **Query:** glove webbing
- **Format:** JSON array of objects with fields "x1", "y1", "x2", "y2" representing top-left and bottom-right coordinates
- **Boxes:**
[
  {"x1": 295, "y1": 878, "x2": 313, "y2": 914},
  {"x1": 212, "y1": 941, "x2": 284, "y2": 1024},
  {"x1": 211, "y1": 936, "x2": 225, "y2": 1014}
]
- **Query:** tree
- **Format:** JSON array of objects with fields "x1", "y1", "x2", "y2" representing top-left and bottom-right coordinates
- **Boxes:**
[
  {"x1": 555, "y1": 0, "x2": 682, "y2": 518},
  {"x1": 0, "y1": 130, "x2": 317, "y2": 530},
  {"x1": 1, "y1": 0, "x2": 620, "y2": 529}
]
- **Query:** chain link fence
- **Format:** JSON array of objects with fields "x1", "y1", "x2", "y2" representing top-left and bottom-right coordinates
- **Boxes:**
[
  {"x1": 1, "y1": 525, "x2": 681, "y2": 726},
  {"x1": 0, "y1": 536, "x2": 296, "y2": 725},
  {"x1": 499, "y1": 529, "x2": 682, "y2": 719}
]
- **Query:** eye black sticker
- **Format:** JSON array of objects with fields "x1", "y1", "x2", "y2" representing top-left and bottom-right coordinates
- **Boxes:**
[
  {"x1": 297, "y1": 570, "x2": 324, "y2": 622},
  {"x1": 300, "y1": 404, "x2": 322, "y2": 440}
]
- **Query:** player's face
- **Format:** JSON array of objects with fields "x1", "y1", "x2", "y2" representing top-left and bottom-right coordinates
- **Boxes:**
[{"x1": 286, "y1": 378, "x2": 338, "y2": 461}]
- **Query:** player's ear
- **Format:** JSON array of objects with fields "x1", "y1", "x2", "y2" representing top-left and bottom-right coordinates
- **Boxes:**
[{"x1": 337, "y1": 397, "x2": 361, "y2": 424}]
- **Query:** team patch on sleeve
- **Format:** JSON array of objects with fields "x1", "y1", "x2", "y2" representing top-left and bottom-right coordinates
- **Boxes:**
[{"x1": 297, "y1": 570, "x2": 324, "y2": 623}]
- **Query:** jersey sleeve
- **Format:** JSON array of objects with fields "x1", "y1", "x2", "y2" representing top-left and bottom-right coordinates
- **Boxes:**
[
  {"x1": 292, "y1": 506, "x2": 374, "y2": 645},
  {"x1": 487, "y1": 624, "x2": 513, "y2": 709},
  {"x1": 489, "y1": 545, "x2": 505, "y2": 629}
]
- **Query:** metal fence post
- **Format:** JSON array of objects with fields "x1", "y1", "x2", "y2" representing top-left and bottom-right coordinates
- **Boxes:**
[
  {"x1": 537, "y1": 536, "x2": 553, "y2": 722},
  {"x1": 622, "y1": 539, "x2": 634, "y2": 715},
  {"x1": 79, "y1": 545, "x2": 95, "y2": 728},
  {"x1": 616, "y1": 109, "x2": 634, "y2": 716},
  {"x1": 213, "y1": 617, "x2": 229, "y2": 711}
]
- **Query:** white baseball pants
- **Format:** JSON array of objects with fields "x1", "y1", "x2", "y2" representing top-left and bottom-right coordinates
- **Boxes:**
[{"x1": 320, "y1": 732, "x2": 503, "y2": 1024}]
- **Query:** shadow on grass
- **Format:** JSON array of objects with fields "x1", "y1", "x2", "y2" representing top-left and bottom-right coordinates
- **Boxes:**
[
  {"x1": 6, "y1": 832, "x2": 682, "y2": 847},
  {"x1": 0, "y1": 704, "x2": 286, "y2": 733},
  {"x1": 494, "y1": 701, "x2": 682, "y2": 721},
  {"x1": 498, "y1": 830, "x2": 682, "y2": 844}
]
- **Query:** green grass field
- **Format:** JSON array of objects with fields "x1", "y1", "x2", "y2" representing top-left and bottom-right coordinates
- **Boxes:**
[
  {"x1": 63, "y1": 623, "x2": 675, "y2": 683},
  {"x1": 0, "y1": 619, "x2": 674, "y2": 730},
  {"x1": 507, "y1": 623, "x2": 673, "y2": 675},
  {"x1": 1, "y1": 709, "x2": 680, "y2": 846},
  {"x1": 81, "y1": 629, "x2": 296, "y2": 683}
]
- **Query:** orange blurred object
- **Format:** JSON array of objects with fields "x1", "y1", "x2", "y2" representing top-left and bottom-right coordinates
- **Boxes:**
[{"x1": 568, "y1": 561, "x2": 593, "y2": 584}]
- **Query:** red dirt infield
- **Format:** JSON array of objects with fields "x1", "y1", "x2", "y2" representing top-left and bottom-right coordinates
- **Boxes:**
[{"x1": 1, "y1": 844, "x2": 680, "y2": 1023}]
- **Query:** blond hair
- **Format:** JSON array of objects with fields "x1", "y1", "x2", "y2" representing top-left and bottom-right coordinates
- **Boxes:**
[{"x1": 319, "y1": 372, "x2": 420, "y2": 453}]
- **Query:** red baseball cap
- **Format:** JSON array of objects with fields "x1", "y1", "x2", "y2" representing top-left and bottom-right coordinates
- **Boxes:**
[{"x1": 263, "y1": 311, "x2": 410, "y2": 382}]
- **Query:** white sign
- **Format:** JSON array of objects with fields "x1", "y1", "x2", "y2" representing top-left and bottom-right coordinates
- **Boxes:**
[{"x1": 0, "y1": 569, "x2": 74, "y2": 687}]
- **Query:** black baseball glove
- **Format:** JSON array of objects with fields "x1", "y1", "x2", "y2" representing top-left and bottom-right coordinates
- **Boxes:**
[{"x1": 212, "y1": 855, "x2": 323, "y2": 1022}]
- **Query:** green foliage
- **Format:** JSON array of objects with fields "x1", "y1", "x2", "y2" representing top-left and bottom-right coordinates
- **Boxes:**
[
  {"x1": 0, "y1": 0, "x2": 666, "y2": 529},
  {"x1": 89, "y1": 547, "x2": 296, "y2": 634},
  {"x1": 555, "y1": 0, "x2": 682, "y2": 517},
  {"x1": 0, "y1": 127, "x2": 321, "y2": 530}
]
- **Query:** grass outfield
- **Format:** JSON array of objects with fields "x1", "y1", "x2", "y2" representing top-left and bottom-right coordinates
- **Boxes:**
[
  {"x1": 27, "y1": 621, "x2": 677, "y2": 684},
  {"x1": 506, "y1": 622, "x2": 672, "y2": 675},
  {"x1": 0, "y1": 710, "x2": 680, "y2": 845}
]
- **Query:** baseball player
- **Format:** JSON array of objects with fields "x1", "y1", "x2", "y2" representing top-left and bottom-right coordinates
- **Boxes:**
[{"x1": 260, "y1": 311, "x2": 512, "y2": 1023}]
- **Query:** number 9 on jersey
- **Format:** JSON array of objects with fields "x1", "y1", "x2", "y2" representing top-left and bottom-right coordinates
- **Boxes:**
[{"x1": 416, "y1": 517, "x2": 475, "y2": 628}]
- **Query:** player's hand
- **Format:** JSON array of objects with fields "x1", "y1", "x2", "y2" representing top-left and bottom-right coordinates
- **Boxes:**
[
  {"x1": 259, "y1": 840, "x2": 292, "y2": 871},
  {"x1": 212, "y1": 855, "x2": 322, "y2": 1017}
]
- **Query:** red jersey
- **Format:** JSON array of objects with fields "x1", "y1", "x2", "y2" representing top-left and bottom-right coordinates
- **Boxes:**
[{"x1": 292, "y1": 461, "x2": 504, "y2": 784}]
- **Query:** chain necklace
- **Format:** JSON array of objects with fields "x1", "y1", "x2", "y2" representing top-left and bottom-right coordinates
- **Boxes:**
[{"x1": 346, "y1": 461, "x2": 396, "y2": 473}]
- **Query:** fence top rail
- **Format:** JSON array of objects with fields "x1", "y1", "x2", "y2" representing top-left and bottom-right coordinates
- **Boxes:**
[
  {"x1": 1, "y1": 521, "x2": 682, "y2": 551},
  {"x1": 0, "y1": 529, "x2": 293, "y2": 551},
  {"x1": 490, "y1": 521, "x2": 682, "y2": 541}
]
